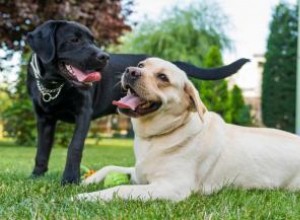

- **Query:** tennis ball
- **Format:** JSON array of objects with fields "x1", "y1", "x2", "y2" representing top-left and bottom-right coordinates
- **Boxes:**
[{"x1": 103, "y1": 172, "x2": 130, "y2": 188}]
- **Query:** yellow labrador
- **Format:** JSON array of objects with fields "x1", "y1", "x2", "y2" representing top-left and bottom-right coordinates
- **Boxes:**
[{"x1": 77, "y1": 58, "x2": 300, "y2": 202}]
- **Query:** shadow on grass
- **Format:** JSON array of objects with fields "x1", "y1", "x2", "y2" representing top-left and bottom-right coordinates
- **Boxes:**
[
  {"x1": 0, "y1": 139, "x2": 34, "y2": 148},
  {"x1": 0, "y1": 138, "x2": 133, "y2": 148}
]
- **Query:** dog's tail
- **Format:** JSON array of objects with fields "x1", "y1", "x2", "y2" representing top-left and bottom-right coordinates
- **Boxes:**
[{"x1": 173, "y1": 58, "x2": 250, "y2": 80}]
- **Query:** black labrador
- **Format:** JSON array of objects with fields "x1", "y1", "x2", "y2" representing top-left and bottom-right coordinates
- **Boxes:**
[{"x1": 26, "y1": 20, "x2": 249, "y2": 185}]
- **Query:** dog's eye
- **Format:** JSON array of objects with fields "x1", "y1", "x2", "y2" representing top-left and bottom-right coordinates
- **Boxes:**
[
  {"x1": 70, "y1": 37, "x2": 80, "y2": 43},
  {"x1": 157, "y1": 73, "x2": 169, "y2": 82},
  {"x1": 137, "y1": 63, "x2": 144, "y2": 68}
]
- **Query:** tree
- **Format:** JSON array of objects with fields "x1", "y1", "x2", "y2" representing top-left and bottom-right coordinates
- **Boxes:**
[
  {"x1": 0, "y1": 0, "x2": 133, "y2": 51},
  {"x1": 230, "y1": 85, "x2": 252, "y2": 125},
  {"x1": 112, "y1": 2, "x2": 230, "y2": 64},
  {"x1": 113, "y1": 3, "x2": 251, "y2": 125},
  {"x1": 262, "y1": 3, "x2": 297, "y2": 132},
  {"x1": 199, "y1": 46, "x2": 231, "y2": 121},
  {"x1": 199, "y1": 46, "x2": 251, "y2": 125}
]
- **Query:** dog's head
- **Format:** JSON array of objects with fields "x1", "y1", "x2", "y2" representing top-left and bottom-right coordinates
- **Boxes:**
[
  {"x1": 113, "y1": 57, "x2": 207, "y2": 137},
  {"x1": 27, "y1": 20, "x2": 109, "y2": 88}
]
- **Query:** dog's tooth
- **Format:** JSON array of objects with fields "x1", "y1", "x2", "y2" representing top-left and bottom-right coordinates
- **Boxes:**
[
  {"x1": 66, "y1": 65, "x2": 73, "y2": 73},
  {"x1": 65, "y1": 65, "x2": 76, "y2": 76},
  {"x1": 83, "y1": 82, "x2": 92, "y2": 86},
  {"x1": 140, "y1": 101, "x2": 151, "y2": 109}
]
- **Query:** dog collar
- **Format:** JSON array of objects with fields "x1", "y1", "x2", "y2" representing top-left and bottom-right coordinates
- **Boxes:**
[{"x1": 30, "y1": 54, "x2": 65, "y2": 102}]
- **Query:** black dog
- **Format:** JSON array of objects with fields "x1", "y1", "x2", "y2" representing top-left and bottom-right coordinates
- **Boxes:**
[{"x1": 26, "y1": 20, "x2": 249, "y2": 185}]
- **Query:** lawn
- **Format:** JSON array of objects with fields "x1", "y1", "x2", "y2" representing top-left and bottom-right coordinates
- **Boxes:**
[{"x1": 1, "y1": 138, "x2": 300, "y2": 219}]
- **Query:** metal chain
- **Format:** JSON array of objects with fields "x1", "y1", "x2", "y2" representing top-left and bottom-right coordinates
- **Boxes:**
[{"x1": 30, "y1": 54, "x2": 65, "y2": 102}]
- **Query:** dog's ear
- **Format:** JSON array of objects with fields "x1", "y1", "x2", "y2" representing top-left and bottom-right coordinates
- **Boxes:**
[
  {"x1": 26, "y1": 20, "x2": 60, "y2": 64},
  {"x1": 184, "y1": 80, "x2": 207, "y2": 122}
]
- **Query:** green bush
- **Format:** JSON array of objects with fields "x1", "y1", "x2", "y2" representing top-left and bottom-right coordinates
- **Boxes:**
[{"x1": 2, "y1": 52, "x2": 36, "y2": 145}]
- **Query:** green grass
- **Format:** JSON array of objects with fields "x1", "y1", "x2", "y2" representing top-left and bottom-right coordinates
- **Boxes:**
[{"x1": 1, "y1": 138, "x2": 300, "y2": 219}]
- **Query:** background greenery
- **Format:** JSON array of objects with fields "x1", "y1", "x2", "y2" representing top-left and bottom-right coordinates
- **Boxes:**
[
  {"x1": 262, "y1": 3, "x2": 298, "y2": 133},
  {"x1": 1, "y1": 139, "x2": 300, "y2": 219}
]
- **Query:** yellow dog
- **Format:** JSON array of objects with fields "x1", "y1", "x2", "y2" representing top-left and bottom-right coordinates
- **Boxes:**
[{"x1": 77, "y1": 58, "x2": 300, "y2": 202}]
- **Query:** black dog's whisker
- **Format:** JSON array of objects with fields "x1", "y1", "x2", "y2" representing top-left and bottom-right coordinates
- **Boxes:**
[
  {"x1": 114, "y1": 72, "x2": 124, "y2": 79},
  {"x1": 113, "y1": 81, "x2": 122, "y2": 88}
]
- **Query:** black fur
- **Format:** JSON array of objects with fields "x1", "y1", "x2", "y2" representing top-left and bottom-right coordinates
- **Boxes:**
[{"x1": 27, "y1": 20, "x2": 249, "y2": 184}]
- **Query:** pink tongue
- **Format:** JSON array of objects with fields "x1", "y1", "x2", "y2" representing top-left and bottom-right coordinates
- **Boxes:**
[
  {"x1": 69, "y1": 65, "x2": 101, "y2": 82},
  {"x1": 112, "y1": 94, "x2": 142, "y2": 110}
]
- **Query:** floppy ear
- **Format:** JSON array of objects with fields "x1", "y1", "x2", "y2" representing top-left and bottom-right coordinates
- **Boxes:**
[
  {"x1": 26, "y1": 20, "x2": 61, "y2": 64},
  {"x1": 184, "y1": 80, "x2": 207, "y2": 122}
]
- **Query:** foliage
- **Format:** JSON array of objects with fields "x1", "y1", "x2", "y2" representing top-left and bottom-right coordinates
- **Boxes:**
[
  {"x1": 0, "y1": 90, "x2": 11, "y2": 119},
  {"x1": 198, "y1": 46, "x2": 232, "y2": 121},
  {"x1": 262, "y1": 3, "x2": 297, "y2": 132},
  {"x1": 112, "y1": 1, "x2": 230, "y2": 64},
  {"x1": 230, "y1": 85, "x2": 252, "y2": 125},
  {"x1": 1, "y1": 139, "x2": 300, "y2": 219},
  {"x1": 0, "y1": 0, "x2": 133, "y2": 51},
  {"x1": 200, "y1": 46, "x2": 252, "y2": 125},
  {"x1": 54, "y1": 122, "x2": 75, "y2": 148},
  {"x1": 2, "y1": 51, "x2": 36, "y2": 145},
  {"x1": 113, "y1": 4, "x2": 251, "y2": 125}
]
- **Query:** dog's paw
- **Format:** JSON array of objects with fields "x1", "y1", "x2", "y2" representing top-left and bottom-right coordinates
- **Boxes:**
[
  {"x1": 81, "y1": 179, "x2": 90, "y2": 186},
  {"x1": 75, "y1": 193, "x2": 100, "y2": 202},
  {"x1": 31, "y1": 167, "x2": 47, "y2": 178},
  {"x1": 29, "y1": 173, "x2": 45, "y2": 179},
  {"x1": 81, "y1": 176, "x2": 98, "y2": 186},
  {"x1": 61, "y1": 172, "x2": 80, "y2": 185},
  {"x1": 75, "y1": 191, "x2": 115, "y2": 202}
]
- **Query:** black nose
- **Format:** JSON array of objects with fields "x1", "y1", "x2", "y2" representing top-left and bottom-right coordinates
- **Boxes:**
[
  {"x1": 96, "y1": 52, "x2": 110, "y2": 62},
  {"x1": 126, "y1": 67, "x2": 142, "y2": 78}
]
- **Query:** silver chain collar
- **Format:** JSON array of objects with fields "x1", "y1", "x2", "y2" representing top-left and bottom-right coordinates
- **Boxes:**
[{"x1": 30, "y1": 54, "x2": 65, "y2": 102}]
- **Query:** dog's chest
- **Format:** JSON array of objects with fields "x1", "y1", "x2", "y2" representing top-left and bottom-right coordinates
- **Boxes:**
[
  {"x1": 135, "y1": 158, "x2": 164, "y2": 185},
  {"x1": 134, "y1": 139, "x2": 174, "y2": 184},
  {"x1": 135, "y1": 162, "x2": 149, "y2": 184}
]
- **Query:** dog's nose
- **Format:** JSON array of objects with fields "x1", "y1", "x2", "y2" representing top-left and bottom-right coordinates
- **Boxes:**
[
  {"x1": 126, "y1": 67, "x2": 142, "y2": 79},
  {"x1": 96, "y1": 52, "x2": 110, "y2": 62}
]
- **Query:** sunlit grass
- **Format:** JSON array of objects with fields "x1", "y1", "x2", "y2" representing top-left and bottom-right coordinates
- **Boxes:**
[{"x1": 1, "y1": 138, "x2": 300, "y2": 219}]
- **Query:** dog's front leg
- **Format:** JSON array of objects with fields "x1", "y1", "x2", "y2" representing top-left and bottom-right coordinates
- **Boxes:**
[
  {"x1": 61, "y1": 105, "x2": 92, "y2": 185},
  {"x1": 83, "y1": 165, "x2": 136, "y2": 185},
  {"x1": 77, "y1": 183, "x2": 189, "y2": 202},
  {"x1": 32, "y1": 115, "x2": 57, "y2": 177}
]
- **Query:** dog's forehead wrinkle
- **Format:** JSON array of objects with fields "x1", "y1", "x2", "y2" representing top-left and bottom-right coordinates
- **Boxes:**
[
  {"x1": 57, "y1": 23, "x2": 93, "y2": 40},
  {"x1": 146, "y1": 58, "x2": 186, "y2": 79},
  {"x1": 68, "y1": 21, "x2": 94, "y2": 36}
]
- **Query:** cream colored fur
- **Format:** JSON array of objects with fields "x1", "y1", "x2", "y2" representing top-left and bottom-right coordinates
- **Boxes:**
[{"x1": 77, "y1": 58, "x2": 300, "y2": 202}]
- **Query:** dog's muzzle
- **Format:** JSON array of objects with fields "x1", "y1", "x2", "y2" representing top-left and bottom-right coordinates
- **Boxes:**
[{"x1": 123, "y1": 67, "x2": 142, "y2": 86}]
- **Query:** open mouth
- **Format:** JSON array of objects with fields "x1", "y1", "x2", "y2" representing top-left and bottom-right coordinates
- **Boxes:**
[
  {"x1": 112, "y1": 86, "x2": 162, "y2": 117},
  {"x1": 58, "y1": 62, "x2": 102, "y2": 87}
]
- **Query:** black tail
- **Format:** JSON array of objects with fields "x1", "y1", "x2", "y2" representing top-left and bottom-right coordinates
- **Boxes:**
[{"x1": 173, "y1": 58, "x2": 250, "y2": 80}]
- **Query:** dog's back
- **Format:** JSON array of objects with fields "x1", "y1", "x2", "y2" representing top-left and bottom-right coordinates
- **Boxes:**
[{"x1": 196, "y1": 112, "x2": 300, "y2": 193}]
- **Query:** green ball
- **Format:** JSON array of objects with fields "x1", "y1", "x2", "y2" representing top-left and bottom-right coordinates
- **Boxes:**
[{"x1": 103, "y1": 172, "x2": 130, "y2": 188}]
